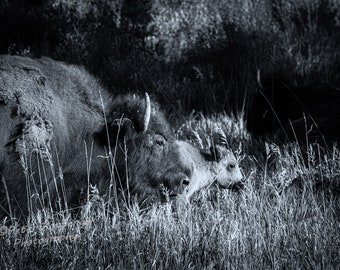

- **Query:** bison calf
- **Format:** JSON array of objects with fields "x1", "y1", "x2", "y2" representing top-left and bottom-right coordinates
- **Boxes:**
[
  {"x1": 0, "y1": 55, "x2": 191, "y2": 218},
  {"x1": 177, "y1": 141, "x2": 243, "y2": 201}
]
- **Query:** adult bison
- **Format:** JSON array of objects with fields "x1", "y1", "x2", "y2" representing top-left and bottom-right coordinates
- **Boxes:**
[
  {"x1": 0, "y1": 55, "x2": 191, "y2": 218},
  {"x1": 247, "y1": 71, "x2": 340, "y2": 146},
  {"x1": 177, "y1": 141, "x2": 243, "y2": 201}
]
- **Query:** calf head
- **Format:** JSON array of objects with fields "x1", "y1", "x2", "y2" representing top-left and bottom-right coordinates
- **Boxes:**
[{"x1": 202, "y1": 145, "x2": 244, "y2": 190}]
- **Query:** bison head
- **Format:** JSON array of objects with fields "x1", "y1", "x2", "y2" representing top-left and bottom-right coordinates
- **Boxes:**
[{"x1": 99, "y1": 93, "x2": 192, "y2": 204}]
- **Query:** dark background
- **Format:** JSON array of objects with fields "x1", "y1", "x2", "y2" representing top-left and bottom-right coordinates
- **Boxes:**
[{"x1": 1, "y1": 0, "x2": 339, "y2": 122}]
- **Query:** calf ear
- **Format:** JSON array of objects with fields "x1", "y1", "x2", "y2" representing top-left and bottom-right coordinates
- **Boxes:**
[
  {"x1": 200, "y1": 146, "x2": 222, "y2": 162},
  {"x1": 200, "y1": 148, "x2": 214, "y2": 161},
  {"x1": 209, "y1": 145, "x2": 222, "y2": 162}
]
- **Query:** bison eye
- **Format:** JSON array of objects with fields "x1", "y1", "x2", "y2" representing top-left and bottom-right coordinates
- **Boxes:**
[
  {"x1": 227, "y1": 163, "x2": 236, "y2": 170},
  {"x1": 155, "y1": 139, "x2": 165, "y2": 146},
  {"x1": 154, "y1": 135, "x2": 166, "y2": 147}
]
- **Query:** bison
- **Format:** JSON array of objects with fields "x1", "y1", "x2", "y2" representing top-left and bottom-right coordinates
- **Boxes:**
[
  {"x1": 176, "y1": 141, "x2": 243, "y2": 201},
  {"x1": 0, "y1": 55, "x2": 192, "y2": 218},
  {"x1": 247, "y1": 71, "x2": 340, "y2": 146}
]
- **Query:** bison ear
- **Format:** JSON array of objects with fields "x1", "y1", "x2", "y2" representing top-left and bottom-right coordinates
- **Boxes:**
[
  {"x1": 200, "y1": 146, "x2": 222, "y2": 162},
  {"x1": 111, "y1": 118, "x2": 135, "y2": 138},
  {"x1": 96, "y1": 118, "x2": 135, "y2": 146}
]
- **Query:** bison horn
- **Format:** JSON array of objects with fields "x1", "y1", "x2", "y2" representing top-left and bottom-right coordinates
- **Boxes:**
[
  {"x1": 142, "y1": 92, "x2": 151, "y2": 132},
  {"x1": 256, "y1": 69, "x2": 264, "y2": 91}
]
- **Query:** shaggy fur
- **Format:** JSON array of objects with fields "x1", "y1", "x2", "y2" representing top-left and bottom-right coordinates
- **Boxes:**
[
  {"x1": 176, "y1": 141, "x2": 243, "y2": 201},
  {"x1": 0, "y1": 55, "x2": 191, "y2": 218}
]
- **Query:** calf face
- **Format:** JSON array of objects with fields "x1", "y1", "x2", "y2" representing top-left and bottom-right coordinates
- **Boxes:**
[{"x1": 176, "y1": 141, "x2": 243, "y2": 201}]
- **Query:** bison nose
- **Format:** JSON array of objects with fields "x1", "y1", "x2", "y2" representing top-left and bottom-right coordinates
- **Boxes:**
[{"x1": 171, "y1": 177, "x2": 190, "y2": 196}]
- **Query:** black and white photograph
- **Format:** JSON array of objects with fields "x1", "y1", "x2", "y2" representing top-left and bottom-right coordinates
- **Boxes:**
[{"x1": 0, "y1": 0, "x2": 339, "y2": 269}]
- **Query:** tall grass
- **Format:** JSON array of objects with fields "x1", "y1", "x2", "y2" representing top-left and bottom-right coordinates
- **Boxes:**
[
  {"x1": 0, "y1": 114, "x2": 338, "y2": 269},
  {"x1": 0, "y1": 1, "x2": 338, "y2": 268}
]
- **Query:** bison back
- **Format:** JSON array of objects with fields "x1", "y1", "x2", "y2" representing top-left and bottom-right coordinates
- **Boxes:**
[{"x1": 0, "y1": 55, "x2": 110, "y2": 217}]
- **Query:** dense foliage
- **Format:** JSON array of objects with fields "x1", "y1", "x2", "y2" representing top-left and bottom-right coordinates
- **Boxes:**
[{"x1": 1, "y1": 0, "x2": 339, "y2": 116}]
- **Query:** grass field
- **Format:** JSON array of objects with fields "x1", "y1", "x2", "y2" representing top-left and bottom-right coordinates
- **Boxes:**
[
  {"x1": 0, "y1": 0, "x2": 339, "y2": 269},
  {"x1": 0, "y1": 114, "x2": 339, "y2": 270}
]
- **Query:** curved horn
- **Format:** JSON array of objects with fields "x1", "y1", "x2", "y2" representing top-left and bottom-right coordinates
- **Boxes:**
[
  {"x1": 256, "y1": 69, "x2": 263, "y2": 90},
  {"x1": 142, "y1": 92, "x2": 151, "y2": 132}
]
